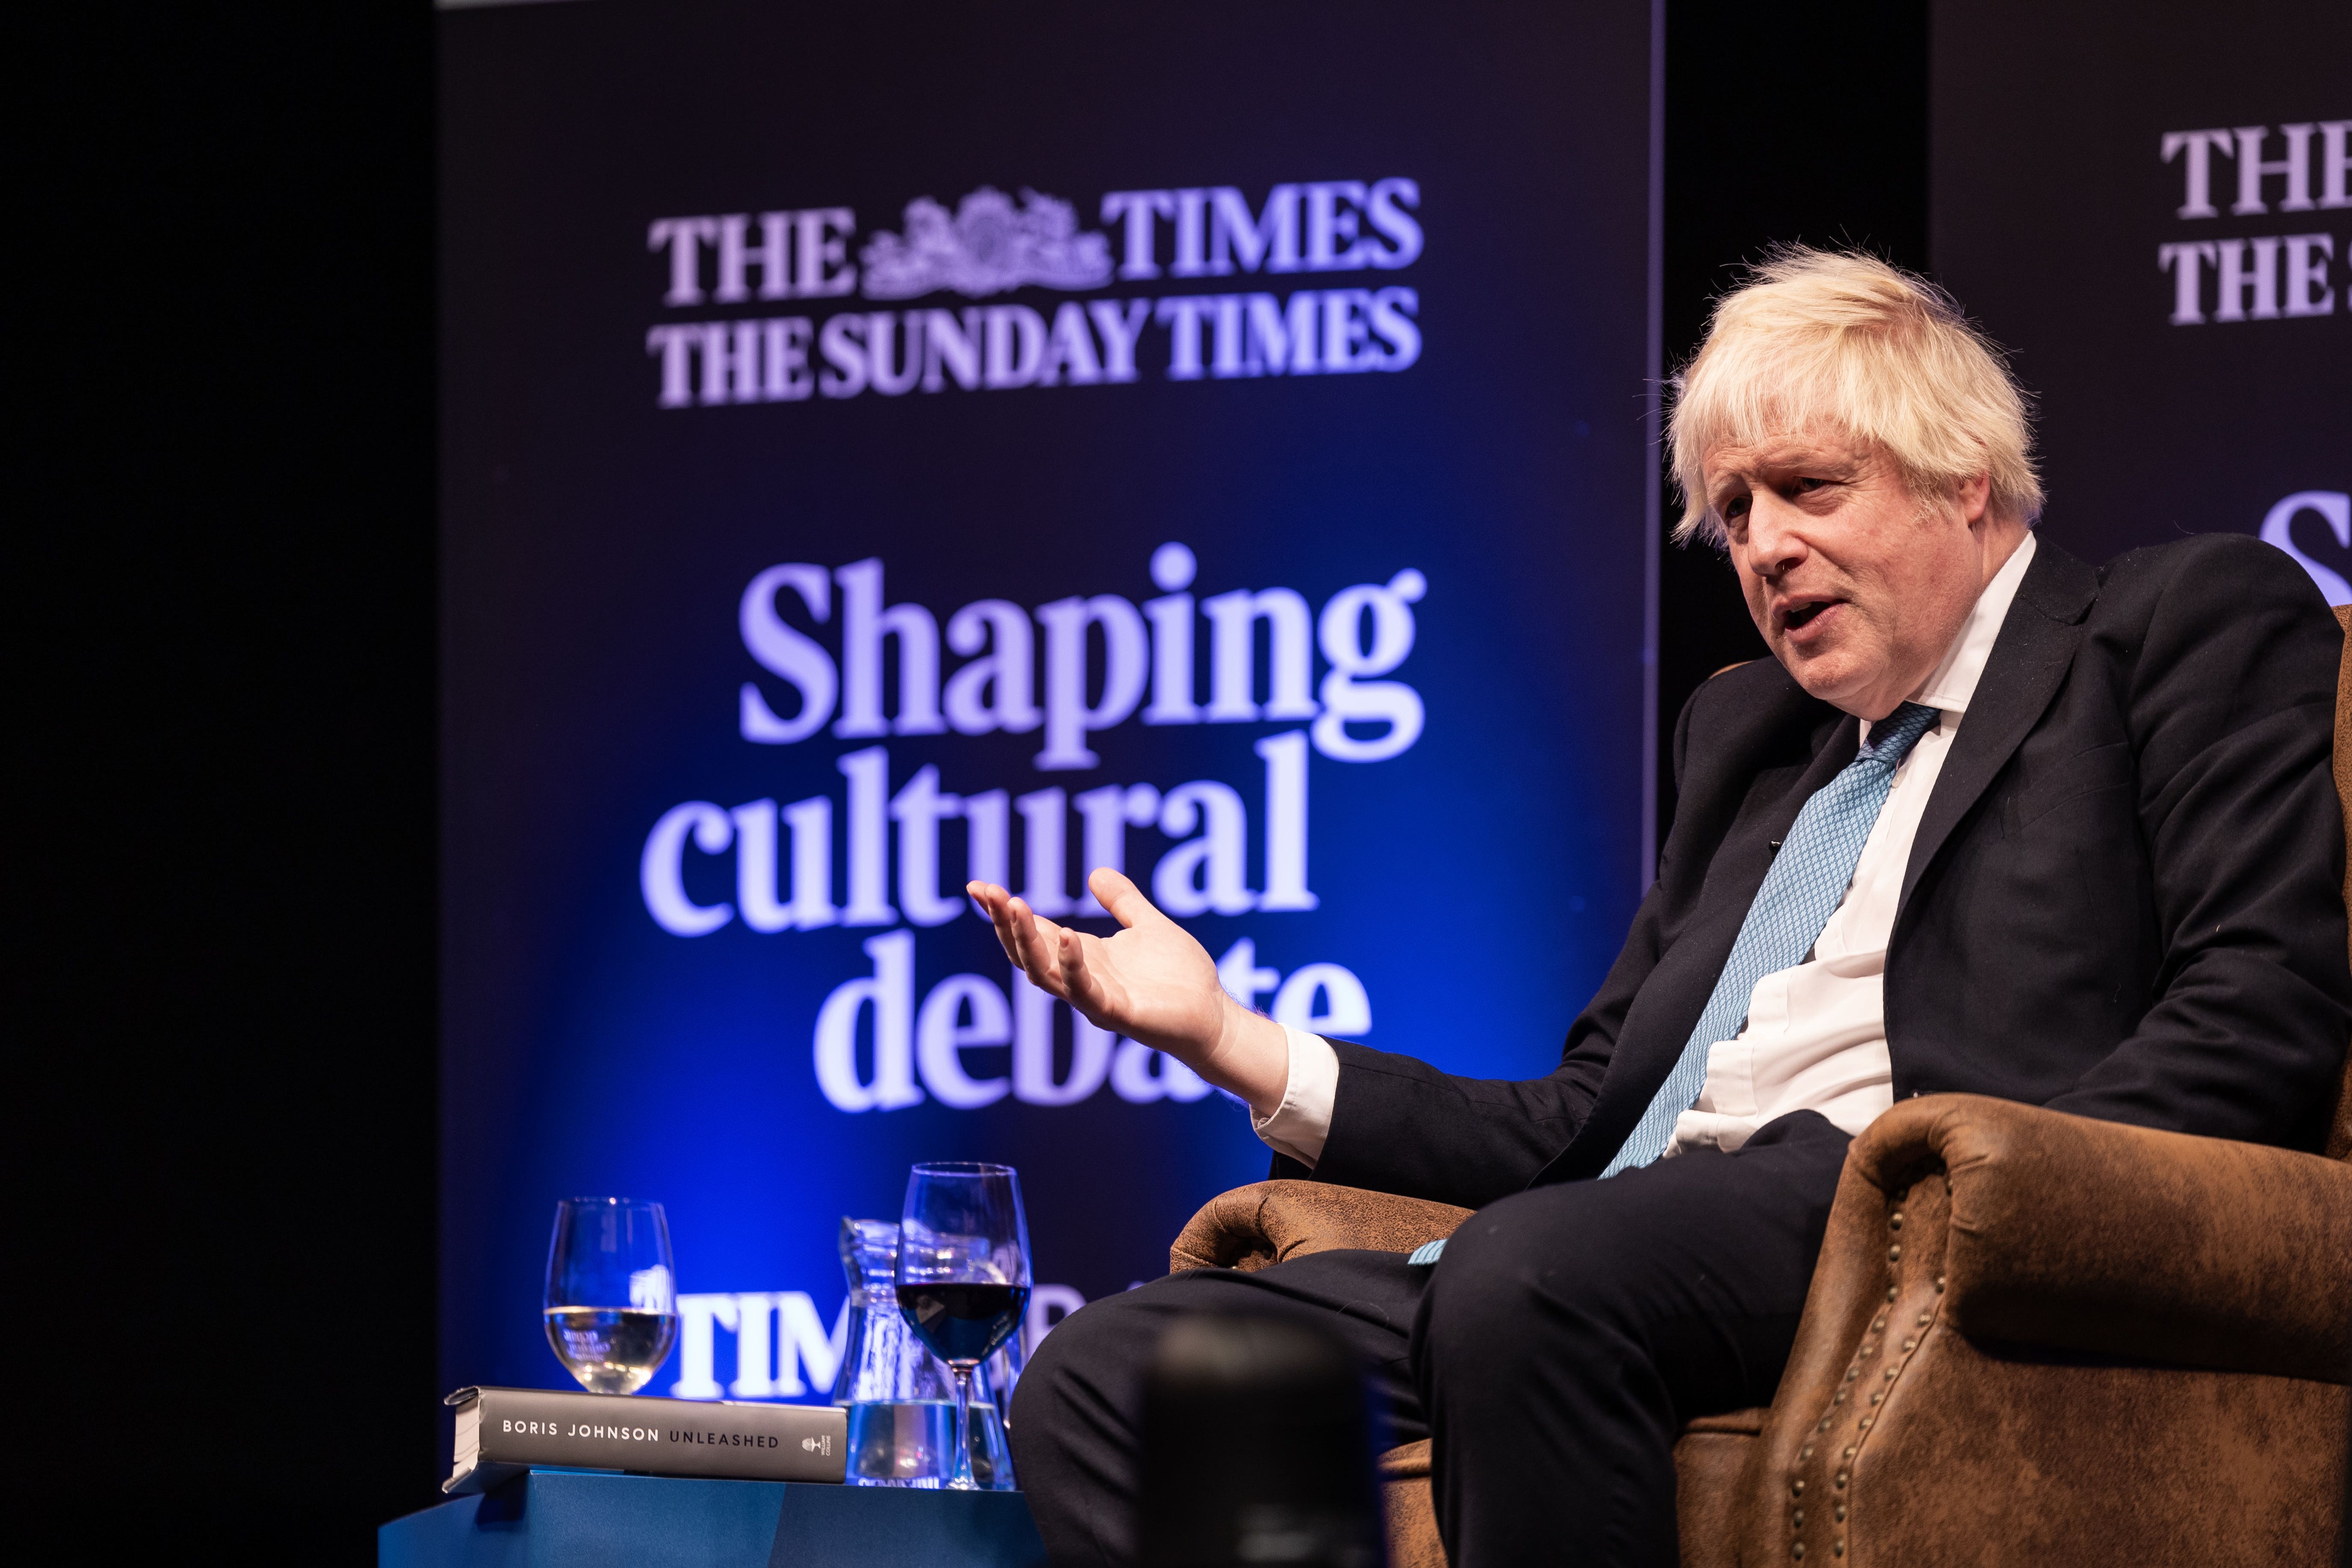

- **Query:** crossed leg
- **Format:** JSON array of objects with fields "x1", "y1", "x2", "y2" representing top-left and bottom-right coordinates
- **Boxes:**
[{"x1": 1010, "y1": 1112, "x2": 1850, "y2": 1568}]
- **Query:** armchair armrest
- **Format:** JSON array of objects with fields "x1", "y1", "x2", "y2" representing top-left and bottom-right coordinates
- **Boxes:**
[
  {"x1": 1170, "y1": 1180, "x2": 1472, "y2": 1275},
  {"x1": 1848, "y1": 1094, "x2": 2352, "y2": 1382},
  {"x1": 1747, "y1": 1094, "x2": 2352, "y2": 1568}
]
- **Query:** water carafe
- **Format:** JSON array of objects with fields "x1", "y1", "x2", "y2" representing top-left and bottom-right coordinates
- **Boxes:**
[{"x1": 831, "y1": 1217, "x2": 1016, "y2": 1487}]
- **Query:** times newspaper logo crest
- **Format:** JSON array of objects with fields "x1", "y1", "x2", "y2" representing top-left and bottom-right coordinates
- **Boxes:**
[
  {"x1": 861, "y1": 187, "x2": 1114, "y2": 298},
  {"x1": 643, "y1": 176, "x2": 1425, "y2": 405}
]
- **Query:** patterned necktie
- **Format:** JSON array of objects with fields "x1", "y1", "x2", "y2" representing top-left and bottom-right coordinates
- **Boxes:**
[{"x1": 1599, "y1": 700, "x2": 1941, "y2": 1178}]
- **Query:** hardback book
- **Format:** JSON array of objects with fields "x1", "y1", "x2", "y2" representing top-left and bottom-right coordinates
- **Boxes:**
[{"x1": 444, "y1": 1385, "x2": 848, "y2": 1494}]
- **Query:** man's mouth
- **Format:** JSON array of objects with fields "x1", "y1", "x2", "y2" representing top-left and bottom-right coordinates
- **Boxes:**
[{"x1": 1782, "y1": 598, "x2": 1836, "y2": 631}]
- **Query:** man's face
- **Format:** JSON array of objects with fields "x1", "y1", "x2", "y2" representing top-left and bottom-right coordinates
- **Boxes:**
[{"x1": 1706, "y1": 432, "x2": 2015, "y2": 720}]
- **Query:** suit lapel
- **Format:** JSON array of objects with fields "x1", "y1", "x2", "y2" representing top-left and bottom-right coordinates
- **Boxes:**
[
  {"x1": 1897, "y1": 538, "x2": 2099, "y2": 914},
  {"x1": 1540, "y1": 697, "x2": 1856, "y2": 1184}
]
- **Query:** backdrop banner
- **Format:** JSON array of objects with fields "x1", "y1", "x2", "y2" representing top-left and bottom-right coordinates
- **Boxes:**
[
  {"x1": 1932, "y1": 0, "x2": 2349, "y2": 584},
  {"x1": 439, "y1": 0, "x2": 1658, "y2": 1406}
]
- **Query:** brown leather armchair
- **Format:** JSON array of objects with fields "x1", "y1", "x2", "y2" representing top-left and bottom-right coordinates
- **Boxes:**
[{"x1": 1168, "y1": 609, "x2": 2352, "y2": 1568}]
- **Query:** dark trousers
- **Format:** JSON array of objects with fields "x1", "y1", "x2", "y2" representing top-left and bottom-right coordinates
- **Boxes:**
[{"x1": 1009, "y1": 1112, "x2": 1852, "y2": 1567}]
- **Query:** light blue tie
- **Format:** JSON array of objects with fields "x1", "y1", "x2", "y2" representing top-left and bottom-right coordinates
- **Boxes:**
[
  {"x1": 1404, "y1": 703, "x2": 1939, "y2": 1266},
  {"x1": 1598, "y1": 700, "x2": 1940, "y2": 1178}
]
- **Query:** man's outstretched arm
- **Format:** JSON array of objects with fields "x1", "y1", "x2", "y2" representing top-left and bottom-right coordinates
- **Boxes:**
[
  {"x1": 969, "y1": 868, "x2": 1293, "y2": 1115},
  {"x1": 966, "y1": 667, "x2": 1755, "y2": 1209},
  {"x1": 969, "y1": 865, "x2": 1652, "y2": 1208},
  {"x1": 1302, "y1": 884, "x2": 1668, "y2": 1206}
]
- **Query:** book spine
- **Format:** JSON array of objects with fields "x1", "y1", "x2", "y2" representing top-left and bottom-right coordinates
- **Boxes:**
[{"x1": 472, "y1": 1388, "x2": 846, "y2": 1482}]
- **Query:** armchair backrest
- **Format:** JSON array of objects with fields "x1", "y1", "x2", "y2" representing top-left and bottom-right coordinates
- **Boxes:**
[{"x1": 2327, "y1": 605, "x2": 2352, "y2": 1160}]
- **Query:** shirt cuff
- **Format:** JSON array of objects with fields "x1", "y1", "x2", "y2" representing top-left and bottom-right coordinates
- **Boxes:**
[{"x1": 1251, "y1": 1024, "x2": 1340, "y2": 1168}]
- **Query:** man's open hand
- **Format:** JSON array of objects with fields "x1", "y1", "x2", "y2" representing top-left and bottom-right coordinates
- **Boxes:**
[{"x1": 966, "y1": 869, "x2": 1291, "y2": 1115}]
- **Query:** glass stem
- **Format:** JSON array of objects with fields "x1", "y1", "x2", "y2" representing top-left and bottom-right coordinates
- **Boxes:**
[{"x1": 949, "y1": 1364, "x2": 977, "y2": 1489}]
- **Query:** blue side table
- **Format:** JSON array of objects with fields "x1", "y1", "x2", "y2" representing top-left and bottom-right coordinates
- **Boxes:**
[{"x1": 379, "y1": 1471, "x2": 1049, "y2": 1568}]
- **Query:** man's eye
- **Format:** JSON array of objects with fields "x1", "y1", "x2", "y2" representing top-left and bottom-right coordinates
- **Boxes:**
[
  {"x1": 1722, "y1": 496, "x2": 1750, "y2": 519},
  {"x1": 1795, "y1": 477, "x2": 1825, "y2": 492}
]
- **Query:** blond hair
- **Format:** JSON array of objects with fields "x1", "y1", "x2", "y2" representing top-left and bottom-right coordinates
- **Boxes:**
[{"x1": 1666, "y1": 247, "x2": 2042, "y2": 547}]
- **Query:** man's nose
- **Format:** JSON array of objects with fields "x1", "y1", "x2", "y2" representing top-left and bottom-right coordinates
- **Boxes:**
[{"x1": 1742, "y1": 495, "x2": 1810, "y2": 579}]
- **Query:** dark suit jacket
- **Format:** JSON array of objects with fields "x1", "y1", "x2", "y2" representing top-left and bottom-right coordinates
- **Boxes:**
[{"x1": 1299, "y1": 534, "x2": 2352, "y2": 1211}]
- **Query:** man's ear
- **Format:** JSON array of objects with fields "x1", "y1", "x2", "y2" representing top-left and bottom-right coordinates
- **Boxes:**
[{"x1": 1956, "y1": 472, "x2": 1993, "y2": 527}]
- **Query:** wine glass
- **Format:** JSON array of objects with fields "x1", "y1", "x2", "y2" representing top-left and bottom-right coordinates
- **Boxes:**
[
  {"x1": 895, "y1": 1163, "x2": 1031, "y2": 1491},
  {"x1": 544, "y1": 1198, "x2": 679, "y2": 1394}
]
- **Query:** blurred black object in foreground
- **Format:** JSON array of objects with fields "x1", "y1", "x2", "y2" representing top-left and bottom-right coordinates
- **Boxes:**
[{"x1": 1138, "y1": 1316, "x2": 1386, "y2": 1568}]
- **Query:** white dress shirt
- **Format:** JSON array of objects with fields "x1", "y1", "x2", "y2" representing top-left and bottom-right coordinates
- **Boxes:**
[{"x1": 1253, "y1": 533, "x2": 2039, "y2": 1169}]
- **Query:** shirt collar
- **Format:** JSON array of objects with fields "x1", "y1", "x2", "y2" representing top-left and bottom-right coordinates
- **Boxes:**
[{"x1": 1910, "y1": 531, "x2": 2037, "y2": 718}]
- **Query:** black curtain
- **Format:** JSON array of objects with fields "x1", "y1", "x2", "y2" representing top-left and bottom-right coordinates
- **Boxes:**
[
  {"x1": 22, "y1": 2, "x2": 441, "y2": 1559},
  {"x1": 1657, "y1": 0, "x2": 1930, "y2": 840}
]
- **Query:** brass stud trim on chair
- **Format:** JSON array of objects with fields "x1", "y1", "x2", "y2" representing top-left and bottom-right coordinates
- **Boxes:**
[{"x1": 1797, "y1": 1177, "x2": 1949, "y2": 1567}]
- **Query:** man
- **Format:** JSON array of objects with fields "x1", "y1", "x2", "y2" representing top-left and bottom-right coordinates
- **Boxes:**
[{"x1": 970, "y1": 249, "x2": 2351, "y2": 1566}]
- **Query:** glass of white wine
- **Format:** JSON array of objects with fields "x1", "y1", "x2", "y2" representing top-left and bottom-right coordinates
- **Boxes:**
[{"x1": 544, "y1": 1198, "x2": 679, "y2": 1394}]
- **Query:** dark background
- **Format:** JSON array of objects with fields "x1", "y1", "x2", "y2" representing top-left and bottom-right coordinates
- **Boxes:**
[
  {"x1": 25, "y1": 1, "x2": 438, "y2": 1555},
  {"x1": 24, "y1": 1, "x2": 1924, "y2": 1558},
  {"x1": 1654, "y1": 2, "x2": 1929, "y2": 834}
]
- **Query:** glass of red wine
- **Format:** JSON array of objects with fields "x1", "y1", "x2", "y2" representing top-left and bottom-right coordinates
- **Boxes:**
[{"x1": 895, "y1": 1162, "x2": 1031, "y2": 1491}]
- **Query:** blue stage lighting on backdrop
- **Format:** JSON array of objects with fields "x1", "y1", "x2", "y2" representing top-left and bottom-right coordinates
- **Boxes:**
[{"x1": 439, "y1": 0, "x2": 1661, "y2": 1404}]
